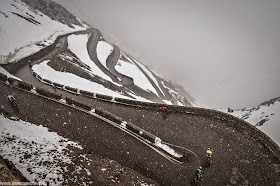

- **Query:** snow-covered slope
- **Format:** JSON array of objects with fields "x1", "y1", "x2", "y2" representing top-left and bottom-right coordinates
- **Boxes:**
[
  {"x1": 0, "y1": 0, "x2": 196, "y2": 106},
  {"x1": 218, "y1": 97, "x2": 280, "y2": 146},
  {"x1": 30, "y1": 32, "x2": 196, "y2": 105},
  {"x1": 0, "y1": 115, "x2": 156, "y2": 185},
  {"x1": 0, "y1": 115, "x2": 82, "y2": 184},
  {"x1": 0, "y1": 0, "x2": 88, "y2": 64}
]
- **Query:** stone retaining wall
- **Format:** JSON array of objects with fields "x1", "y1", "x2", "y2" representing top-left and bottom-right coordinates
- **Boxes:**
[
  {"x1": 96, "y1": 93, "x2": 112, "y2": 101},
  {"x1": 65, "y1": 86, "x2": 78, "y2": 93},
  {"x1": 17, "y1": 81, "x2": 33, "y2": 91},
  {"x1": 65, "y1": 97, "x2": 92, "y2": 111},
  {"x1": 95, "y1": 108, "x2": 123, "y2": 124},
  {"x1": 80, "y1": 90, "x2": 94, "y2": 97},
  {"x1": 35, "y1": 87, "x2": 62, "y2": 100}
]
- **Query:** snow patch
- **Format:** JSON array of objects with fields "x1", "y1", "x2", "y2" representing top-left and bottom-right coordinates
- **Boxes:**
[
  {"x1": 0, "y1": 0, "x2": 86, "y2": 64},
  {"x1": 0, "y1": 115, "x2": 82, "y2": 185},
  {"x1": 0, "y1": 66, "x2": 21, "y2": 80},
  {"x1": 218, "y1": 99, "x2": 280, "y2": 146},
  {"x1": 154, "y1": 137, "x2": 182, "y2": 158},
  {"x1": 96, "y1": 41, "x2": 113, "y2": 70}
]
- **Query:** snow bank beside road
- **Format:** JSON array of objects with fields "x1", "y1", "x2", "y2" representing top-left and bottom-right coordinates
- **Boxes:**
[
  {"x1": 0, "y1": 67, "x2": 21, "y2": 80},
  {"x1": 0, "y1": 114, "x2": 81, "y2": 185}
]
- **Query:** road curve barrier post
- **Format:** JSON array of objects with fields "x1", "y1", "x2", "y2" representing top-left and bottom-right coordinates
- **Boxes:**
[
  {"x1": 42, "y1": 79, "x2": 52, "y2": 85},
  {"x1": 65, "y1": 86, "x2": 78, "y2": 93},
  {"x1": 35, "y1": 87, "x2": 62, "y2": 100},
  {"x1": 96, "y1": 93, "x2": 113, "y2": 101},
  {"x1": 18, "y1": 81, "x2": 33, "y2": 91},
  {"x1": 95, "y1": 108, "x2": 123, "y2": 124},
  {"x1": 80, "y1": 90, "x2": 94, "y2": 97},
  {"x1": 7, "y1": 77, "x2": 21, "y2": 86},
  {"x1": 53, "y1": 82, "x2": 64, "y2": 89},
  {"x1": 71, "y1": 98, "x2": 92, "y2": 111},
  {"x1": 65, "y1": 97, "x2": 74, "y2": 105}
]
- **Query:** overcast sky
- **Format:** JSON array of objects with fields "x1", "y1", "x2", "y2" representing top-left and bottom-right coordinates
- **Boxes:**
[{"x1": 55, "y1": 0, "x2": 280, "y2": 109}]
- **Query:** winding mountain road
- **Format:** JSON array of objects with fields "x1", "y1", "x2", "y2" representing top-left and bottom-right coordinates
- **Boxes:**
[
  {"x1": 1, "y1": 79, "x2": 279, "y2": 185},
  {"x1": 106, "y1": 44, "x2": 134, "y2": 85},
  {"x1": 0, "y1": 29, "x2": 279, "y2": 185},
  {"x1": 87, "y1": 29, "x2": 122, "y2": 84}
]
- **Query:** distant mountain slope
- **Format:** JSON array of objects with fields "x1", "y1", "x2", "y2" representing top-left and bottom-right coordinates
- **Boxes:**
[
  {"x1": 0, "y1": 0, "x2": 196, "y2": 106},
  {"x1": 0, "y1": 0, "x2": 88, "y2": 64},
  {"x1": 218, "y1": 97, "x2": 280, "y2": 146},
  {"x1": 21, "y1": 0, "x2": 86, "y2": 28}
]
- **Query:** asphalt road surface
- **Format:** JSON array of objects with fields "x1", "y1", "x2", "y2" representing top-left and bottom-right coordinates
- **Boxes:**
[{"x1": 1, "y1": 81, "x2": 279, "y2": 186}]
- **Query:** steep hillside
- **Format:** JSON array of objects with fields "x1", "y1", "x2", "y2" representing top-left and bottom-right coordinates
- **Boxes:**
[
  {"x1": 0, "y1": 0, "x2": 88, "y2": 64},
  {"x1": 0, "y1": 0, "x2": 196, "y2": 106},
  {"x1": 21, "y1": 0, "x2": 86, "y2": 28},
  {"x1": 0, "y1": 114, "x2": 156, "y2": 185}
]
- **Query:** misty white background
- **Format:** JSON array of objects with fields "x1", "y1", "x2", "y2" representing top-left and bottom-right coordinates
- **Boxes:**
[{"x1": 55, "y1": 0, "x2": 280, "y2": 109}]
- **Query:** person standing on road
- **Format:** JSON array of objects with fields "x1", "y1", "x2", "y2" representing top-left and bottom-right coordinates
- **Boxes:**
[
  {"x1": 206, "y1": 148, "x2": 213, "y2": 167},
  {"x1": 8, "y1": 95, "x2": 16, "y2": 103},
  {"x1": 8, "y1": 94, "x2": 17, "y2": 109},
  {"x1": 194, "y1": 166, "x2": 203, "y2": 183},
  {"x1": 52, "y1": 85, "x2": 57, "y2": 91},
  {"x1": 206, "y1": 148, "x2": 213, "y2": 158}
]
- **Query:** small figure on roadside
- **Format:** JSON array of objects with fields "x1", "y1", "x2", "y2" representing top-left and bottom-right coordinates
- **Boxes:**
[
  {"x1": 206, "y1": 148, "x2": 213, "y2": 158},
  {"x1": 8, "y1": 95, "x2": 17, "y2": 109},
  {"x1": 52, "y1": 85, "x2": 57, "y2": 91},
  {"x1": 161, "y1": 106, "x2": 168, "y2": 120},
  {"x1": 228, "y1": 107, "x2": 234, "y2": 113},
  {"x1": 206, "y1": 148, "x2": 213, "y2": 167},
  {"x1": 193, "y1": 166, "x2": 203, "y2": 184},
  {"x1": 8, "y1": 95, "x2": 16, "y2": 103}
]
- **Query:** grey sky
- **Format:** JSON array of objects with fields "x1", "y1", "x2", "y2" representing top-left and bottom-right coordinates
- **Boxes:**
[{"x1": 55, "y1": 0, "x2": 280, "y2": 109}]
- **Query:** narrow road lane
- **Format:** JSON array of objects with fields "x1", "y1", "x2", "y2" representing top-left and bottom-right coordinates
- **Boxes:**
[
  {"x1": 87, "y1": 29, "x2": 121, "y2": 83},
  {"x1": 106, "y1": 44, "x2": 134, "y2": 85}
]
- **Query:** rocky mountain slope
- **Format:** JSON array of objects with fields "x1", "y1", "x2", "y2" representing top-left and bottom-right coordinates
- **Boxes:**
[
  {"x1": 0, "y1": 0, "x2": 88, "y2": 64},
  {"x1": 218, "y1": 97, "x2": 280, "y2": 146},
  {"x1": 0, "y1": 0, "x2": 196, "y2": 106}
]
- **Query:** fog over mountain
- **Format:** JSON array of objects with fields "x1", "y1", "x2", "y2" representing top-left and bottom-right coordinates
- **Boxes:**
[{"x1": 55, "y1": 0, "x2": 280, "y2": 109}]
